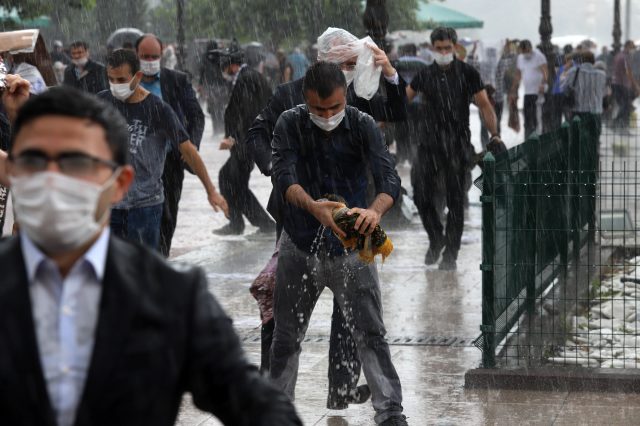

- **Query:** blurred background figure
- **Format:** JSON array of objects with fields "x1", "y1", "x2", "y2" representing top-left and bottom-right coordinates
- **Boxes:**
[
  {"x1": 287, "y1": 47, "x2": 310, "y2": 81},
  {"x1": 63, "y1": 41, "x2": 109, "y2": 94}
]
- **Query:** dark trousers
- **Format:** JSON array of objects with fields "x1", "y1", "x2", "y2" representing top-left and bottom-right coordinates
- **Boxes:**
[
  {"x1": 411, "y1": 144, "x2": 468, "y2": 260},
  {"x1": 270, "y1": 233, "x2": 403, "y2": 423},
  {"x1": 612, "y1": 84, "x2": 635, "y2": 129},
  {"x1": 111, "y1": 203, "x2": 164, "y2": 251},
  {"x1": 219, "y1": 150, "x2": 275, "y2": 232},
  {"x1": 524, "y1": 94, "x2": 539, "y2": 139},
  {"x1": 159, "y1": 153, "x2": 185, "y2": 257},
  {"x1": 259, "y1": 262, "x2": 362, "y2": 399}
]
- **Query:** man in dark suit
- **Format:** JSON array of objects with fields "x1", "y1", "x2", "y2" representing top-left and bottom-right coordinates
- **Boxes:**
[
  {"x1": 135, "y1": 34, "x2": 206, "y2": 257},
  {"x1": 0, "y1": 87, "x2": 301, "y2": 426},
  {"x1": 213, "y1": 48, "x2": 276, "y2": 235},
  {"x1": 63, "y1": 41, "x2": 109, "y2": 94}
]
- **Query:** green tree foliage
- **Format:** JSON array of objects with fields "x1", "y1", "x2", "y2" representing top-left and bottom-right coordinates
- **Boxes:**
[
  {"x1": 0, "y1": 0, "x2": 96, "y2": 19},
  {"x1": 150, "y1": 0, "x2": 421, "y2": 48}
]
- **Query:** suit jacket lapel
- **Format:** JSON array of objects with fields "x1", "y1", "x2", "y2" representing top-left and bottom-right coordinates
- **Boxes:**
[
  {"x1": 74, "y1": 237, "x2": 139, "y2": 423},
  {"x1": 0, "y1": 238, "x2": 55, "y2": 425}
]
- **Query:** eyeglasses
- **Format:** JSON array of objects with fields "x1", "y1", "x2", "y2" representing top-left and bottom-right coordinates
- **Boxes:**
[{"x1": 8, "y1": 150, "x2": 119, "y2": 177}]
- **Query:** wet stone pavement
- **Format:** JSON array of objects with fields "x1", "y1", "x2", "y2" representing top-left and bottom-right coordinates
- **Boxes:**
[{"x1": 171, "y1": 111, "x2": 640, "y2": 425}]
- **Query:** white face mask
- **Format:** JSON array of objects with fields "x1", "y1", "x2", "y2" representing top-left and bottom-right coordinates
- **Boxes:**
[
  {"x1": 10, "y1": 170, "x2": 120, "y2": 253},
  {"x1": 72, "y1": 57, "x2": 88, "y2": 67},
  {"x1": 109, "y1": 77, "x2": 136, "y2": 101},
  {"x1": 343, "y1": 70, "x2": 355, "y2": 86},
  {"x1": 434, "y1": 52, "x2": 454, "y2": 66},
  {"x1": 309, "y1": 108, "x2": 346, "y2": 132},
  {"x1": 140, "y1": 59, "x2": 161, "y2": 76}
]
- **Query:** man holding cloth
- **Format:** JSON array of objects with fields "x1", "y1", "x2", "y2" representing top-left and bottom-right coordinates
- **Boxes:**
[{"x1": 270, "y1": 61, "x2": 407, "y2": 426}]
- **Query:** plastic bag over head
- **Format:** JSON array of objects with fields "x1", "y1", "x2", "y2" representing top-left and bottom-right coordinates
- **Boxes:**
[{"x1": 316, "y1": 27, "x2": 382, "y2": 100}]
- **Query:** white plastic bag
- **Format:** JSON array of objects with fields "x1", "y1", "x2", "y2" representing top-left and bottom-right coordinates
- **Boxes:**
[{"x1": 316, "y1": 27, "x2": 382, "y2": 100}]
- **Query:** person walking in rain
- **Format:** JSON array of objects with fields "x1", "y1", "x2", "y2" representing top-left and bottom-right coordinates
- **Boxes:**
[
  {"x1": 509, "y1": 40, "x2": 548, "y2": 138},
  {"x1": 270, "y1": 61, "x2": 407, "y2": 426},
  {"x1": 247, "y1": 26, "x2": 407, "y2": 410},
  {"x1": 406, "y1": 27, "x2": 500, "y2": 271},
  {"x1": 135, "y1": 34, "x2": 205, "y2": 257},
  {"x1": 212, "y1": 46, "x2": 276, "y2": 235},
  {"x1": 63, "y1": 41, "x2": 109, "y2": 95},
  {"x1": 0, "y1": 86, "x2": 302, "y2": 426},
  {"x1": 98, "y1": 49, "x2": 227, "y2": 250}
]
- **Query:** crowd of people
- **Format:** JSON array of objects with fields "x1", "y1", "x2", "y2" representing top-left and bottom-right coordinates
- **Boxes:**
[{"x1": 0, "y1": 22, "x2": 626, "y2": 425}]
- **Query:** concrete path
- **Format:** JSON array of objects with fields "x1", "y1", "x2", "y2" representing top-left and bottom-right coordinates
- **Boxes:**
[{"x1": 171, "y1": 110, "x2": 640, "y2": 425}]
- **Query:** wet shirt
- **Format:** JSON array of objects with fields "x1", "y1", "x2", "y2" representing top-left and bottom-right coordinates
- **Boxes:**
[
  {"x1": 410, "y1": 59, "x2": 484, "y2": 141},
  {"x1": 98, "y1": 91, "x2": 189, "y2": 209},
  {"x1": 272, "y1": 105, "x2": 401, "y2": 255}
]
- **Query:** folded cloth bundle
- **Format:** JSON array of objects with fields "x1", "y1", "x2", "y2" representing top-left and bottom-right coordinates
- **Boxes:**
[{"x1": 325, "y1": 194, "x2": 394, "y2": 263}]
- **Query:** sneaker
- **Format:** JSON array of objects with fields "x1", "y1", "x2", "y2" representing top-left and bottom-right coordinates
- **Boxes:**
[
  {"x1": 326, "y1": 384, "x2": 372, "y2": 410},
  {"x1": 212, "y1": 224, "x2": 243, "y2": 236},
  {"x1": 380, "y1": 415, "x2": 408, "y2": 426},
  {"x1": 424, "y1": 244, "x2": 444, "y2": 265}
]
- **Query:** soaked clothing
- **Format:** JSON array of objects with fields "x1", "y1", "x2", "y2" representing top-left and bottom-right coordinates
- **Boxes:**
[
  {"x1": 250, "y1": 71, "x2": 405, "y2": 404},
  {"x1": 248, "y1": 76, "x2": 407, "y2": 177},
  {"x1": 409, "y1": 59, "x2": 483, "y2": 260},
  {"x1": 271, "y1": 107, "x2": 403, "y2": 423},
  {"x1": 270, "y1": 233, "x2": 403, "y2": 424},
  {"x1": 220, "y1": 66, "x2": 275, "y2": 233},
  {"x1": 272, "y1": 105, "x2": 401, "y2": 256},
  {"x1": 98, "y1": 91, "x2": 188, "y2": 209}
]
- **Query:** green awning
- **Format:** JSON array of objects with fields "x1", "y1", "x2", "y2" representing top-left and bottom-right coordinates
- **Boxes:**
[
  {"x1": 0, "y1": 8, "x2": 51, "y2": 28},
  {"x1": 417, "y1": 2, "x2": 483, "y2": 30}
]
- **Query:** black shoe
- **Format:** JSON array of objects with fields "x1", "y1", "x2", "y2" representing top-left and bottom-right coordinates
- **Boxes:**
[
  {"x1": 438, "y1": 253, "x2": 457, "y2": 271},
  {"x1": 380, "y1": 415, "x2": 408, "y2": 426},
  {"x1": 425, "y1": 244, "x2": 444, "y2": 265},
  {"x1": 212, "y1": 224, "x2": 243, "y2": 236},
  {"x1": 326, "y1": 384, "x2": 372, "y2": 410}
]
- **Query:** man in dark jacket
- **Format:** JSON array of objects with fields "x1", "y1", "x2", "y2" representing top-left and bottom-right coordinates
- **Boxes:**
[
  {"x1": 63, "y1": 41, "x2": 108, "y2": 94},
  {"x1": 0, "y1": 87, "x2": 302, "y2": 426},
  {"x1": 270, "y1": 61, "x2": 406, "y2": 426},
  {"x1": 246, "y1": 29, "x2": 407, "y2": 410},
  {"x1": 136, "y1": 34, "x2": 206, "y2": 256},
  {"x1": 213, "y1": 48, "x2": 276, "y2": 235}
]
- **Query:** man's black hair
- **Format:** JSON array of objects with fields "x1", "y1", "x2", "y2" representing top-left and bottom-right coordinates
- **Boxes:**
[
  {"x1": 430, "y1": 27, "x2": 457, "y2": 45},
  {"x1": 519, "y1": 40, "x2": 533, "y2": 51},
  {"x1": 106, "y1": 48, "x2": 140, "y2": 75},
  {"x1": 11, "y1": 86, "x2": 130, "y2": 165},
  {"x1": 135, "y1": 34, "x2": 164, "y2": 52},
  {"x1": 70, "y1": 41, "x2": 89, "y2": 51},
  {"x1": 302, "y1": 61, "x2": 346, "y2": 99}
]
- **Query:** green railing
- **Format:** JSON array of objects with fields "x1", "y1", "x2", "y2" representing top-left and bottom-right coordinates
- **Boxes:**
[{"x1": 476, "y1": 115, "x2": 600, "y2": 367}]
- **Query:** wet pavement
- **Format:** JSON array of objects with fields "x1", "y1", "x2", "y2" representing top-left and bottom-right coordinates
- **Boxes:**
[{"x1": 169, "y1": 109, "x2": 640, "y2": 425}]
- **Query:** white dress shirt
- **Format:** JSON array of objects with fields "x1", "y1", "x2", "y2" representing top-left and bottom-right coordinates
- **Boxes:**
[{"x1": 21, "y1": 228, "x2": 109, "y2": 426}]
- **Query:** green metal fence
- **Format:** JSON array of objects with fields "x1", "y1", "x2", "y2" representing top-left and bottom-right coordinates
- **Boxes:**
[{"x1": 475, "y1": 115, "x2": 600, "y2": 367}]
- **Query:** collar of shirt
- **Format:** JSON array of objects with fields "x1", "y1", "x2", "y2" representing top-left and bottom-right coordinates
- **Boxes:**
[
  {"x1": 140, "y1": 74, "x2": 163, "y2": 99},
  {"x1": 232, "y1": 64, "x2": 248, "y2": 86},
  {"x1": 21, "y1": 227, "x2": 110, "y2": 285}
]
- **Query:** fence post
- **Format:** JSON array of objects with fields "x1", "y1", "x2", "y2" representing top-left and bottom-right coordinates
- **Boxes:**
[
  {"x1": 569, "y1": 116, "x2": 582, "y2": 264},
  {"x1": 481, "y1": 152, "x2": 496, "y2": 368},
  {"x1": 559, "y1": 123, "x2": 570, "y2": 274},
  {"x1": 525, "y1": 135, "x2": 539, "y2": 316}
]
